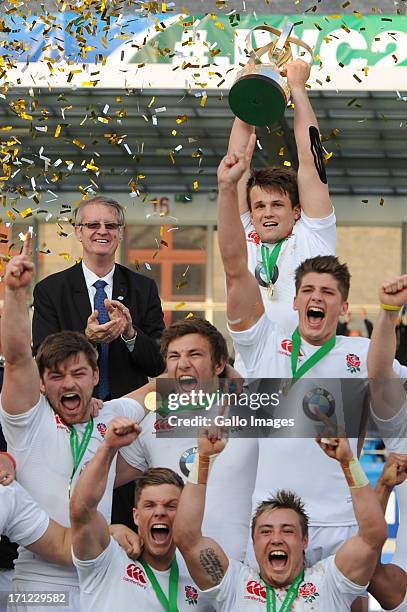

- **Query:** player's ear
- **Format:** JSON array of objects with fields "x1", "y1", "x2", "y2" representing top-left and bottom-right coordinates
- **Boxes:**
[
  {"x1": 214, "y1": 357, "x2": 227, "y2": 377},
  {"x1": 75, "y1": 225, "x2": 83, "y2": 243},
  {"x1": 293, "y1": 205, "x2": 301, "y2": 221},
  {"x1": 340, "y1": 301, "x2": 349, "y2": 317}
]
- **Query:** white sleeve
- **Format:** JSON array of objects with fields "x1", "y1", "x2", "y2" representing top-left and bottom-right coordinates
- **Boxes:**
[
  {"x1": 327, "y1": 556, "x2": 368, "y2": 601},
  {"x1": 1, "y1": 482, "x2": 49, "y2": 547},
  {"x1": 199, "y1": 558, "x2": 240, "y2": 610},
  {"x1": 240, "y1": 211, "x2": 252, "y2": 232},
  {"x1": 107, "y1": 398, "x2": 146, "y2": 422},
  {"x1": 392, "y1": 359, "x2": 407, "y2": 381},
  {"x1": 228, "y1": 315, "x2": 278, "y2": 377},
  {"x1": 73, "y1": 536, "x2": 117, "y2": 593},
  {"x1": 296, "y1": 210, "x2": 336, "y2": 255},
  {"x1": 375, "y1": 400, "x2": 407, "y2": 454},
  {"x1": 0, "y1": 396, "x2": 47, "y2": 452}
]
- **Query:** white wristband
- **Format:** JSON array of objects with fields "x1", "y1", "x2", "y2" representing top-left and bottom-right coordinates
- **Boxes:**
[{"x1": 188, "y1": 453, "x2": 219, "y2": 485}]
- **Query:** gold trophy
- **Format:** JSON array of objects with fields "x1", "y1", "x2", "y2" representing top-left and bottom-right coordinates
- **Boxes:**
[{"x1": 228, "y1": 22, "x2": 313, "y2": 126}]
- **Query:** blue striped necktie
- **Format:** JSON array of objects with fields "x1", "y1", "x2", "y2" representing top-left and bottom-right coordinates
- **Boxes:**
[{"x1": 93, "y1": 279, "x2": 110, "y2": 400}]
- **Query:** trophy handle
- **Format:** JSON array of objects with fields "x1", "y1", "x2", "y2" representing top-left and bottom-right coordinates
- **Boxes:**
[{"x1": 246, "y1": 24, "x2": 313, "y2": 68}]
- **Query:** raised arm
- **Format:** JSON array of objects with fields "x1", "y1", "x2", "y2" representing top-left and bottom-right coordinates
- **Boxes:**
[
  {"x1": 218, "y1": 133, "x2": 264, "y2": 332},
  {"x1": 367, "y1": 275, "x2": 407, "y2": 422},
  {"x1": 228, "y1": 117, "x2": 255, "y2": 215},
  {"x1": 28, "y1": 520, "x2": 72, "y2": 566},
  {"x1": 173, "y1": 428, "x2": 229, "y2": 591},
  {"x1": 70, "y1": 417, "x2": 140, "y2": 561},
  {"x1": 317, "y1": 437, "x2": 387, "y2": 586},
  {"x1": 368, "y1": 453, "x2": 407, "y2": 609},
  {"x1": 283, "y1": 59, "x2": 333, "y2": 219},
  {"x1": 1, "y1": 234, "x2": 40, "y2": 414}
]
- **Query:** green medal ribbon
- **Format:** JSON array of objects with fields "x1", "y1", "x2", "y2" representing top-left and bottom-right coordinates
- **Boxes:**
[
  {"x1": 290, "y1": 327, "x2": 336, "y2": 386},
  {"x1": 69, "y1": 417, "x2": 94, "y2": 484},
  {"x1": 140, "y1": 557, "x2": 179, "y2": 612},
  {"x1": 266, "y1": 569, "x2": 304, "y2": 612},
  {"x1": 261, "y1": 240, "x2": 286, "y2": 286}
]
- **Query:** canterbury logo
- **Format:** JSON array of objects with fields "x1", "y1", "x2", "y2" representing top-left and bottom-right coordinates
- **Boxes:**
[
  {"x1": 126, "y1": 564, "x2": 147, "y2": 585},
  {"x1": 247, "y1": 230, "x2": 261, "y2": 245},
  {"x1": 280, "y1": 338, "x2": 304, "y2": 358},
  {"x1": 246, "y1": 580, "x2": 266, "y2": 599}
]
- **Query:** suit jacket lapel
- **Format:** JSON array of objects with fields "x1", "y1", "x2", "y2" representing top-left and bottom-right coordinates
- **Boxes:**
[
  {"x1": 112, "y1": 265, "x2": 129, "y2": 304},
  {"x1": 69, "y1": 264, "x2": 93, "y2": 329}
]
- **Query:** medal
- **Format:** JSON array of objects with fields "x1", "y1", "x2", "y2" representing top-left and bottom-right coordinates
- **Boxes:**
[{"x1": 260, "y1": 241, "x2": 285, "y2": 299}]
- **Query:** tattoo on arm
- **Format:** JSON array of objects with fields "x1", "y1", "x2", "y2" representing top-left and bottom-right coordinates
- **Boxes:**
[
  {"x1": 309, "y1": 125, "x2": 327, "y2": 184},
  {"x1": 199, "y1": 547, "x2": 225, "y2": 585}
]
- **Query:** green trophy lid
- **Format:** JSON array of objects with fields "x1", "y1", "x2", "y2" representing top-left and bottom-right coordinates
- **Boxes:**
[{"x1": 228, "y1": 74, "x2": 286, "y2": 127}]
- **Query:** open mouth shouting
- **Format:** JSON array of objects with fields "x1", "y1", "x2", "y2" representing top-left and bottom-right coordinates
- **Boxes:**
[
  {"x1": 306, "y1": 306, "x2": 325, "y2": 329},
  {"x1": 60, "y1": 392, "x2": 82, "y2": 412},
  {"x1": 177, "y1": 375, "x2": 198, "y2": 393},
  {"x1": 268, "y1": 550, "x2": 289, "y2": 572},
  {"x1": 150, "y1": 523, "x2": 171, "y2": 546}
]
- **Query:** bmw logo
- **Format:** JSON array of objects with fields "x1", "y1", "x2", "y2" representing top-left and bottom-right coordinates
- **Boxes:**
[
  {"x1": 179, "y1": 447, "x2": 198, "y2": 478},
  {"x1": 303, "y1": 388, "x2": 335, "y2": 421}
]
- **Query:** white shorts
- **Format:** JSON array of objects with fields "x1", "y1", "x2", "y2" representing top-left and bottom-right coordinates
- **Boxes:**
[
  {"x1": 245, "y1": 523, "x2": 358, "y2": 568},
  {"x1": 0, "y1": 570, "x2": 14, "y2": 612},
  {"x1": 7, "y1": 581, "x2": 80, "y2": 612}
]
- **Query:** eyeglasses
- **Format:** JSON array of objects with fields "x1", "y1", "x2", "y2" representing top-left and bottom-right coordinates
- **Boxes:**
[{"x1": 78, "y1": 222, "x2": 123, "y2": 231}]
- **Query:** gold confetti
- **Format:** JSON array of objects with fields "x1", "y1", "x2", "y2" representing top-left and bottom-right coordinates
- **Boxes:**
[
  {"x1": 58, "y1": 252, "x2": 71, "y2": 260},
  {"x1": 200, "y1": 94, "x2": 207, "y2": 108},
  {"x1": 54, "y1": 124, "x2": 62, "y2": 138},
  {"x1": 73, "y1": 138, "x2": 86, "y2": 150},
  {"x1": 379, "y1": 197, "x2": 384, "y2": 206},
  {"x1": 279, "y1": 147, "x2": 285, "y2": 156},
  {"x1": 21, "y1": 208, "x2": 33, "y2": 219},
  {"x1": 193, "y1": 180, "x2": 199, "y2": 190},
  {"x1": 186, "y1": 312, "x2": 194, "y2": 319},
  {"x1": 176, "y1": 115, "x2": 188, "y2": 124},
  {"x1": 176, "y1": 280, "x2": 188, "y2": 289},
  {"x1": 175, "y1": 302, "x2": 186, "y2": 310},
  {"x1": 283, "y1": 160, "x2": 292, "y2": 167},
  {"x1": 0, "y1": 126, "x2": 12, "y2": 131}
]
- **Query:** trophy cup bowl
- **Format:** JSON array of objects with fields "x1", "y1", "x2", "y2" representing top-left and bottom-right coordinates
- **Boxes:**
[{"x1": 229, "y1": 23, "x2": 313, "y2": 127}]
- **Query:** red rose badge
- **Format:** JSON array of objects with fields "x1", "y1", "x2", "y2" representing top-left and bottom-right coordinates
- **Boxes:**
[{"x1": 346, "y1": 353, "x2": 361, "y2": 373}]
